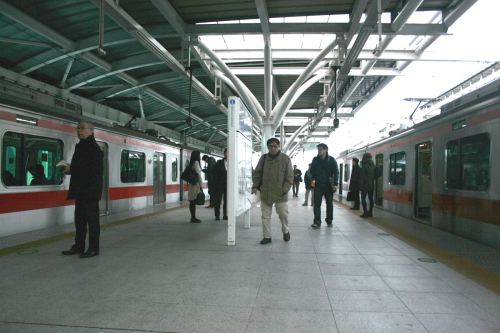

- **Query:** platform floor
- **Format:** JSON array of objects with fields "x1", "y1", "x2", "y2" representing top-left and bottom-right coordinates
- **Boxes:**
[{"x1": 1, "y1": 195, "x2": 499, "y2": 333}]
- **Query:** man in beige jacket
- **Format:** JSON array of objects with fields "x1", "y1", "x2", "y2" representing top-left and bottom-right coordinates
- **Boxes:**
[{"x1": 252, "y1": 138, "x2": 293, "y2": 244}]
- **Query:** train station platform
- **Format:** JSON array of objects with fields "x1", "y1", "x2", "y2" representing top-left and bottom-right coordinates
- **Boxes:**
[{"x1": 1, "y1": 196, "x2": 499, "y2": 333}]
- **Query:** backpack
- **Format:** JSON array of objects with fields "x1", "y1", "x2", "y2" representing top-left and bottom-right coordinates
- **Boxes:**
[{"x1": 181, "y1": 163, "x2": 199, "y2": 185}]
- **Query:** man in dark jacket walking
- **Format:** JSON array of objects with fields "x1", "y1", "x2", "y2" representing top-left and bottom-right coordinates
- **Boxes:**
[
  {"x1": 62, "y1": 120, "x2": 103, "y2": 258},
  {"x1": 310, "y1": 143, "x2": 339, "y2": 228},
  {"x1": 348, "y1": 157, "x2": 361, "y2": 210},
  {"x1": 212, "y1": 149, "x2": 228, "y2": 220}
]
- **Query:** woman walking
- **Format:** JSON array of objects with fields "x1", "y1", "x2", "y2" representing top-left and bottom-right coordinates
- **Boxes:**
[{"x1": 188, "y1": 150, "x2": 203, "y2": 223}]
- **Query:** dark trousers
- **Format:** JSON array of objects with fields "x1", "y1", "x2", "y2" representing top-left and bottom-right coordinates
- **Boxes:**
[
  {"x1": 213, "y1": 189, "x2": 227, "y2": 218},
  {"x1": 313, "y1": 186, "x2": 333, "y2": 224},
  {"x1": 352, "y1": 190, "x2": 360, "y2": 208},
  {"x1": 361, "y1": 190, "x2": 374, "y2": 215},
  {"x1": 292, "y1": 182, "x2": 300, "y2": 196},
  {"x1": 189, "y1": 200, "x2": 196, "y2": 218},
  {"x1": 207, "y1": 181, "x2": 215, "y2": 206},
  {"x1": 74, "y1": 199, "x2": 100, "y2": 252}
]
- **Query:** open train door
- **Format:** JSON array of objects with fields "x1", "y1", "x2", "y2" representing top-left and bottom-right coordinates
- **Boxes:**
[
  {"x1": 415, "y1": 142, "x2": 432, "y2": 224},
  {"x1": 153, "y1": 152, "x2": 166, "y2": 204},
  {"x1": 375, "y1": 154, "x2": 384, "y2": 206},
  {"x1": 96, "y1": 142, "x2": 109, "y2": 215}
]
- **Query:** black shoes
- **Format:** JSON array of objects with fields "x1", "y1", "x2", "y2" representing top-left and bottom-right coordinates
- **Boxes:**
[
  {"x1": 360, "y1": 213, "x2": 373, "y2": 218},
  {"x1": 61, "y1": 247, "x2": 83, "y2": 256},
  {"x1": 223, "y1": 216, "x2": 228, "y2": 220},
  {"x1": 215, "y1": 216, "x2": 220, "y2": 220},
  {"x1": 190, "y1": 218, "x2": 202, "y2": 223},
  {"x1": 260, "y1": 238, "x2": 272, "y2": 245},
  {"x1": 283, "y1": 232, "x2": 290, "y2": 242},
  {"x1": 311, "y1": 222, "x2": 320, "y2": 229},
  {"x1": 302, "y1": 203, "x2": 308, "y2": 206},
  {"x1": 80, "y1": 250, "x2": 99, "y2": 258}
]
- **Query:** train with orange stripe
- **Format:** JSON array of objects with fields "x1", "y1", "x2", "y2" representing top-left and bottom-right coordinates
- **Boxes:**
[
  {"x1": 0, "y1": 103, "x2": 215, "y2": 238},
  {"x1": 337, "y1": 81, "x2": 500, "y2": 248}
]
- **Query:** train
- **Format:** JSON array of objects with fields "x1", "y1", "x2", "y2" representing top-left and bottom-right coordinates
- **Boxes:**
[
  {"x1": 0, "y1": 103, "x2": 217, "y2": 238},
  {"x1": 337, "y1": 80, "x2": 500, "y2": 248}
]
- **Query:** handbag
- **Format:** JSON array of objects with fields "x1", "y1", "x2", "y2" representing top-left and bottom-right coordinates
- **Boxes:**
[
  {"x1": 346, "y1": 191, "x2": 355, "y2": 202},
  {"x1": 195, "y1": 190, "x2": 205, "y2": 205}
]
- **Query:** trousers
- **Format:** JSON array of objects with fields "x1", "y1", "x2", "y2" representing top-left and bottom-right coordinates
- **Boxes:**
[
  {"x1": 304, "y1": 188, "x2": 314, "y2": 205},
  {"x1": 261, "y1": 201, "x2": 289, "y2": 238},
  {"x1": 313, "y1": 186, "x2": 333, "y2": 224},
  {"x1": 213, "y1": 189, "x2": 227, "y2": 218},
  {"x1": 74, "y1": 199, "x2": 100, "y2": 252}
]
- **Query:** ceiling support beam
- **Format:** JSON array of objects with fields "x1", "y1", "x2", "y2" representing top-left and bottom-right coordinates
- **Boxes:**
[
  {"x1": 88, "y1": 0, "x2": 227, "y2": 138},
  {"x1": 197, "y1": 41, "x2": 265, "y2": 124},
  {"x1": 60, "y1": 58, "x2": 74, "y2": 88},
  {"x1": 255, "y1": 0, "x2": 273, "y2": 118},
  {"x1": 189, "y1": 22, "x2": 447, "y2": 36}
]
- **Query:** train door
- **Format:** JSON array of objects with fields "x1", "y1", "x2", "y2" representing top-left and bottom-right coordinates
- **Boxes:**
[
  {"x1": 375, "y1": 154, "x2": 384, "y2": 206},
  {"x1": 97, "y1": 142, "x2": 109, "y2": 215},
  {"x1": 338, "y1": 163, "x2": 343, "y2": 195},
  {"x1": 153, "y1": 152, "x2": 166, "y2": 204},
  {"x1": 415, "y1": 142, "x2": 432, "y2": 224}
]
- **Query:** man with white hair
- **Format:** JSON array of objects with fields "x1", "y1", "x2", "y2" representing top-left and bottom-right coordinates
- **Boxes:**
[{"x1": 61, "y1": 120, "x2": 103, "y2": 258}]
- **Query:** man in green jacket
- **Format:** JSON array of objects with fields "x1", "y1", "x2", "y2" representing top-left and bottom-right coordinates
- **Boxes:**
[
  {"x1": 310, "y1": 143, "x2": 339, "y2": 228},
  {"x1": 252, "y1": 138, "x2": 293, "y2": 244}
]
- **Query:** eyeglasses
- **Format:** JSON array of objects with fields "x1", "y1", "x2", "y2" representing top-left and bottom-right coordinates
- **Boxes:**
[{"x1": 267, "y1": 144, "x2": 279, "y2": 148}]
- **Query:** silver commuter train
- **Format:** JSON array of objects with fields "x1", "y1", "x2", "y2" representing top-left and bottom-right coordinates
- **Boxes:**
[
  {"x1": 0, "y1": 103, "x2": 213, "y2": 238},
  {"x1": 337, "y1": 80, "x2": 500, "y2": 248}
]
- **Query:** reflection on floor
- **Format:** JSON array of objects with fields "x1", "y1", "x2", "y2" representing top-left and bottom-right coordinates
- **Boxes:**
[{"x1": 0, "y1": 196, "x2": 499, "y2": 333}]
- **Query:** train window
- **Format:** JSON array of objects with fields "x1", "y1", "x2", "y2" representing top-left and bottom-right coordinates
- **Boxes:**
[
  {"x1": 344, "y1": 163, "x2": 350, "y2": 182},
  {"x1": 389, "y1": 152, "x2": 406, "y2": 185},
  {"x1": 171, "y1": 158, "x2": 178, "y2": 181},
  {"x1": 120, "y1": 150, "x2": 146, "y2": 183},
  {"x1": 1, "y1": 132, "x2": 63, "y2": 186},
  {"x1": 445, "y1": 133, "x2": 489, "y2": 191}
]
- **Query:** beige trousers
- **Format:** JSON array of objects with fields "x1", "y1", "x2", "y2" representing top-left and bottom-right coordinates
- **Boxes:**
[{"x1": 261, "y1": 201, "x2": 289, "y2": 238}]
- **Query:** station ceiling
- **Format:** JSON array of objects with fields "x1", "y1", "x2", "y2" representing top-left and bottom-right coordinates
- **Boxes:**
[{"x1": 0, "y1": 0, "x2": 477, "y2": 151}]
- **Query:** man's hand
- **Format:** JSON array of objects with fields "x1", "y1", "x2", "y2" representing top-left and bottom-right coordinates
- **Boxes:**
[
  {"x1": 332, "y1": 185, "x2": 337, "y2": 193},
  {"x1": 62, "y1": 165, "x2": 71, "y2": 175},
  {"x1": 251, "y1": 187, "x2": 257, "y2": 194}
]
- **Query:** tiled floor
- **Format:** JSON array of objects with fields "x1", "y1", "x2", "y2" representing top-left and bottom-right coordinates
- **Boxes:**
[{"x1": 1, "y1": 196, "x2": 499, "y2": 333}]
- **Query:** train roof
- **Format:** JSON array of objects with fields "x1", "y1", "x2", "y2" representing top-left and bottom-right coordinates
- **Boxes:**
[{"x1": 338, "y1": 79, "x2": 500, "y2": 158}]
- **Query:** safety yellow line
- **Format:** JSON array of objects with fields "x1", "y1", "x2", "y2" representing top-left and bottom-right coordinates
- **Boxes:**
[
  {"x1": 0, "y1": 204, "x2": 186, "y2": 257},
  {"x1": 337, "y1": 200, "x2": 500, "y2": 295}
]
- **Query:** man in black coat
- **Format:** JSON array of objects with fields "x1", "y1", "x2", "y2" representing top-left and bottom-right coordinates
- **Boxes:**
[
  {"x1": 62, "y1": 120, "x2": 103, "y2": 258},
  {"x1": 212, "y1": 149, "x2": 227, "y2": 220},
  {"x1": 349, "y1": 157, "x2": 361, "y2": 210},
  {"x1": 202, "y1": 155, "x2": 217, "y2": 208},
  {"x1": 310, "y1": 143, "x2": 339, "y2": 228}
]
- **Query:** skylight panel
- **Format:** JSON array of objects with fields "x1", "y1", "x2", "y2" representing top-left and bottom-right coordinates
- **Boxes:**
[
  {"x1": 306, "y1": 15, "x2": 330, "y2": 23},
  {"x1": 302, "y1": 34, "x2": 324, "y2": 49},
  {"x1": 319, "y1": 35, "x2": 336, "y2": 49},
  {"x1": 406, "y1": 10, "x2": 441, "y2": 24},
  {"x1": 271, "y1": 34, "x2": 304, "y2": 49},
  {"x1": 285, "y1": 16, "x2": 307, "y2": 23},
  {"x1": 199, "y1": 35, "x2": 227, "y2": 49},
  {"x1": 329, "y1": 14, "x2": 350, "y2": 23},
  {"x1": 222, "y1": 34, "x2": 247, "y2": 49}
]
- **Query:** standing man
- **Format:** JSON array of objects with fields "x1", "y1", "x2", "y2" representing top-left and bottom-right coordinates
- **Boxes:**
[
  {"x1": 302, "y1": 163, "x2": 314, "y2": 206},
  {"x1": 349, "y1": 157, "x2": 361, "y2": 210},
  {"x1": 252, "y1": 138, "x2": 293, "y2": 244},
  {"x1": 213, "y1": 148, "x2": 228, "y2": 220},
  {"x1": 310, "y1": 143, "x2": 339, "y2": 228},
  {"x1": 62, "y1": 120, "x2": 103, "y2": 258},
  {"x1": 360, "y1": 152, "x2": 376, "y2": 217},
  {"x1": 202, "y1": 155, "x2": 217, "y2": 208},
  {"x1": 292, "y1": 165, "x2": 302, "y2": 197}
]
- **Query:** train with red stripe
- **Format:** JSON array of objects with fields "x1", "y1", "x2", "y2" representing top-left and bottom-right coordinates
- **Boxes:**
[
  {"x1": 0, "y1": 104, "x2": 215, "y2": 238},
  {"x1": 337, "y1": 80, "x2": 500, "y2": 248}
]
